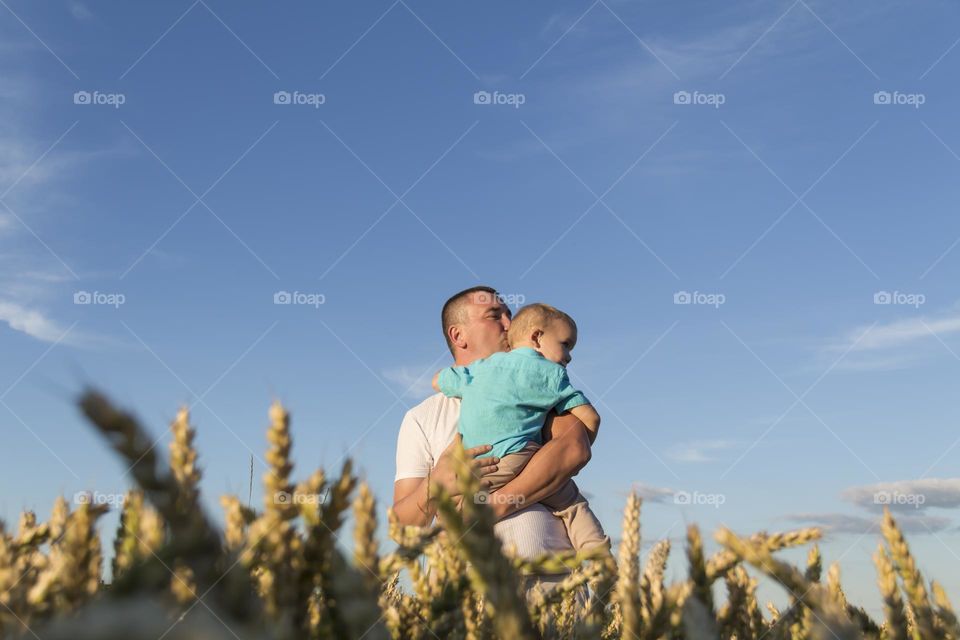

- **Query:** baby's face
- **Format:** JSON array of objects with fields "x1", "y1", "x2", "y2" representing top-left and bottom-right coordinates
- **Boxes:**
[{"x1": 538, "y1": 320, "x2": 577, "y2": 367}]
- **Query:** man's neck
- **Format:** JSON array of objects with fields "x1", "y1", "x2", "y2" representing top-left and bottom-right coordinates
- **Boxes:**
[{"x1": 454, "y1": 348, "x2": 499, "y2": 367}]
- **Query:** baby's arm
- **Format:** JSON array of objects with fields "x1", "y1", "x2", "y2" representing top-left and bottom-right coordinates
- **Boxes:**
[
  {"x1": 433, "y1": 365, "x2": 470, "y2": 397},
  {"x1": 568, "y1": 404, "x2": 600, "y2": 444},
  {"x1": 555, "y1": 369, "x2": 599, "y2": 444}
]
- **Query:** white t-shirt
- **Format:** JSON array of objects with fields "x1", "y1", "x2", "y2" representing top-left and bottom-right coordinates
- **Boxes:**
[{"x1": 395, "y1": 393, "x2": 573, "y2": 560}]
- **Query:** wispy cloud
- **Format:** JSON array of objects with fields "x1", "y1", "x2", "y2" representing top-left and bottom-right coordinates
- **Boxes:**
[
  {"x1": 0, "y1": 300, "x2": 74, "y2": 344},
  {"x1": 841, "y1": 478, "x2": 960, "y2": 513},
  {"x1": 0, "y1": 44, "x2": 131, "y2": 347},
  {"x1": 69, "y1": 1, "x2": 94, "y2": 22},
  {"x1": 783, "y1": 511, "x2": 953, "y2": 536},
  {"x1": 843, "y1": 314, "x2": 960, "y2": 353},
  {"x1": 631, "y1": 482, "x2": 678, "y2": 504},
  {"x1": 827, "y1": 306, "x2": 960, "y2": 371},
  {"x1": 382, "y1": 365, "x2": 437, "y2": 400},
  {"x1": 665, "y1": 439, "x2": 737, "y2": 463},
  {"x1": 781, "y1": 477, "x2": 960, "y2": 537},
  {"x1": 503, "y1": 5, "x2": 828, "y2": 165}
]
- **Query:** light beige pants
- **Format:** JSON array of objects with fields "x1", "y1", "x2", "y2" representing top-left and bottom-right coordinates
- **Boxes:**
[{"x1": 485, "y1": 443, "x2": 610, "y2": 553}]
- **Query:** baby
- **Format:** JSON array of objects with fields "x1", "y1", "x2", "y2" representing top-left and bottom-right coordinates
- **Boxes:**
[{"x1": 432, "y1": 302, "x2": 609, "y2": 553}]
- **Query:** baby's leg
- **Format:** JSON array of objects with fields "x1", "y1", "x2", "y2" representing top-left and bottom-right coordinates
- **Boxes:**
[
  {"x1": 541, "y1": 482, "x2": 610, "y2": 553},
  {"x1": 473, "y1": 445, "x2": 537, "y2": 503}
]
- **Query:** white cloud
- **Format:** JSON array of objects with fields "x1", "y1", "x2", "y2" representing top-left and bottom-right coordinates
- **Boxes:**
[
  {"x1": 0, "y1": 300, "x2": 73, "y2": 344},
  {"x1": 382, "y1": 365, "x2": 438, "y2": 400},
  {"x1": 827, "y1": 307, "x2": 960, "y2": 371},
  {"x1": 0, "y1": 52, "x2": 129, "y2": 348},
  {"x1": 69, "y1": 2, "x2": 94, "y2": 22},
  {"x1": 779, "y1": 478, "x2": 960, "y2": 537},
  {"x1": 844, "y1": 314, "x2": 960, "y2": 353},
  {"x1": 783, "y1": 511, "x2": 953, "y2": 535},
  {"x1": 0, "y1": 136, "x2": 129, "y2": 201},
  {"x1": 841, "y1": 478, "x2": 960, "y2": 513},
  {"x1": 631, "y1": 482, "x2": 679, "y2": 504},
  {"x1": 665, "y1": 439, "x2": 736, "y2": 463}
]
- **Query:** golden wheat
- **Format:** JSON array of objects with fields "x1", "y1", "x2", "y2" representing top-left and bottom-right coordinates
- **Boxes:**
[{"x1": 0, "y1": 389, "x2": 953, "y2": 639}]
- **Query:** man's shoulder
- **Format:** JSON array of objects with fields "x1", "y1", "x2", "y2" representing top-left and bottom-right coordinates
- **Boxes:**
[{"x1": 404, "y1": 393, "x2": 460, "y2": 427}]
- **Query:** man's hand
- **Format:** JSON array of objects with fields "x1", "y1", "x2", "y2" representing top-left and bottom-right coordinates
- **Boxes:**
[
  {"x1": 392, "y1": 435, "x2": 499, "y2": 527},
  {"x1": 432, "y1": 435, "x2": 499, "y2": 497}
]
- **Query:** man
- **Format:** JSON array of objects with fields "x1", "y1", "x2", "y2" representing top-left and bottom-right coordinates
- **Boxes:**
[{"x1": 393, "y1": 286, "x2": 595, "y2": 592}]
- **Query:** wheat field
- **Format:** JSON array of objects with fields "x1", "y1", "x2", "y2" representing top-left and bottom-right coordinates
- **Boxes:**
[{"x1": 0, "y1": 389, "x2": 954, "y2": 639}]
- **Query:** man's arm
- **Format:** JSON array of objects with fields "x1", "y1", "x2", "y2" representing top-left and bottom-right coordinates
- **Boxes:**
[
  {"x1": 392, "y1": 477, "x2": 436, "y2": 528},
  {"x1": 393, "y1": 437, "x2": 499, "y2": 527},
  {"x1": 488, "y1": 412, "x2": 592, "y2": 520}
]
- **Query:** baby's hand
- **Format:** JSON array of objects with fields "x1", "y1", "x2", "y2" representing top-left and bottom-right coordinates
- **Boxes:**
[{"x1": 431, "y1": 371, "x2": 441, "y2": 392}]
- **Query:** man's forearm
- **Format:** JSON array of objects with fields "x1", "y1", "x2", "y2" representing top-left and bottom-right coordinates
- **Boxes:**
[
  {"x1": 490, "y1": 419, "x2": 591, "y2": 519},
  {"x1": 393, "y1": 440, "x2": 498, "y2": 527},
  {"x1": 392, "y1": 477, "x2": 436, "y2": 527}
]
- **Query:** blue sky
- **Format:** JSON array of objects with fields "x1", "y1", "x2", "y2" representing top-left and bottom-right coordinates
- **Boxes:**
[{"x1": 2, "y1": 0, "x2": 960, "y2": 615}]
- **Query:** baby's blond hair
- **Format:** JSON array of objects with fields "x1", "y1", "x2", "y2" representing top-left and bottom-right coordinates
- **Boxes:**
[{"x1": 508, "y1": 303, "x2": 577, "y2": 347}]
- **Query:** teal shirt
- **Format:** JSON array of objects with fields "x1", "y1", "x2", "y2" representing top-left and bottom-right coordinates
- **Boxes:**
[{"x1": 437, "y1": 347, "x2": 590, "y2": 459}]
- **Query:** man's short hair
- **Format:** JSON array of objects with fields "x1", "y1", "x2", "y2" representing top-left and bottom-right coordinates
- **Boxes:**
[
  {"x1": 441, "y1": 285, "x2": 499, "y2": 355},
  {"x1": 507, "y1": 303, "x2": 576, "y2": 346}
]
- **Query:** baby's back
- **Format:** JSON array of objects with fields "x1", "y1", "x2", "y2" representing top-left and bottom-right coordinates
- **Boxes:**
[{"x1": 454, "y1": 348, "x2": 566, "y2": 459}]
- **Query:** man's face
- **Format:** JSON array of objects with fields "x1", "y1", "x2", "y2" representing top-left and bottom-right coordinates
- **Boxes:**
[{"x1": 459, "y1": 291, "x2": 511, "y2": 360}]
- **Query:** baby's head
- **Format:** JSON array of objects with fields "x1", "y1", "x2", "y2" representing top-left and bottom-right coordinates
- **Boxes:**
[{"x1": 508, "y1": 303, "x2": 578, "y2": 367}]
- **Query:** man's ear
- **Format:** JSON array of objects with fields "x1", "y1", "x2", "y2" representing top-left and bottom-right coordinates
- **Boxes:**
[{"x1": 448, "y1": 325, "x2": 468, "y2": 351}]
